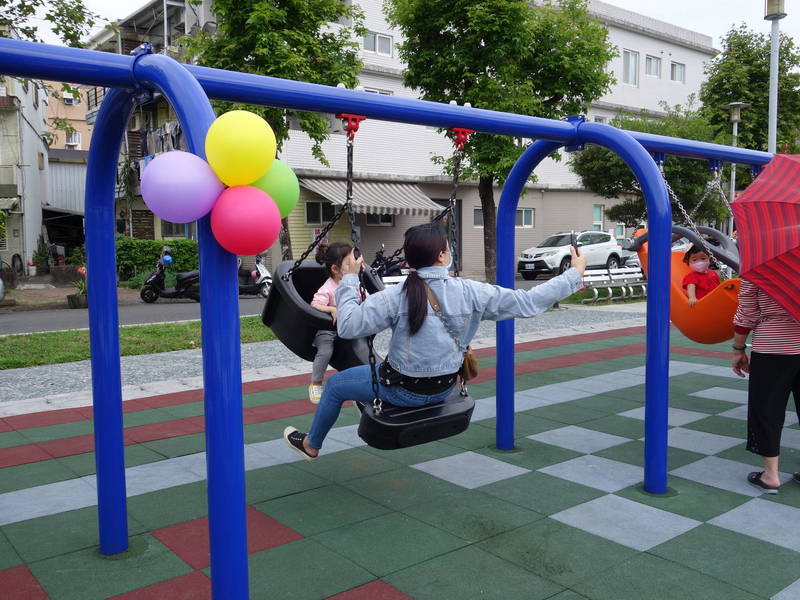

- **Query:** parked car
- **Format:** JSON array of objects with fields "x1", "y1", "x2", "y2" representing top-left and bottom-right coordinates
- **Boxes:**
[{"x1": 517, "y1": 231, "x2": 623, "y2": 280}]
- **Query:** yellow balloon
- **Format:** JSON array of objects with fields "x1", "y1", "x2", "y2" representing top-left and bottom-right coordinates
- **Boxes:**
[{"x1": 205, "y1": 110, "x2": 277, "y2": 186}]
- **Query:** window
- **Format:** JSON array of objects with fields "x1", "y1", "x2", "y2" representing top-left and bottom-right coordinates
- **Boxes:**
[
  {"x1": 33, "y1": 84, "x2": 39, "y2": 108},
  {"x1": 0, "y1": 212, "x2": 6, "y2": 250},
  {"x1": 62, "y1": 90, "x2": 79, "y2": 105},
  {"x1": 363, "y1": 32, "x2": 392, "y2": 56},
  {"x1": 645, "y1": 55, "x2": 661, "y2": 78},
  {"x1": 615, "y1": 223, "x2": 625, "y2": 238},
  {"x1": 473, "y1": 208, "x2": 484, "y2": 227},
  {"x1": 366, "y1": 213, "x2": 394, "y2": 226},
  {"x1": 592, "y1": 204, "x2": 605, "y2": 231},
  {"x1": 37, "y1": 152, "x2": 44, "y2": 170},
  {"x1": 515, "y1": 208, "x2": 534, "y2": 228},
  {"x1": 65, "y1": 130, "x2": 81, "y2": 150},
  {"x1": 161, "y1": 219, "x2": 184, "y2": 237},
  {"x1": 594, "y1": 116, "x2": 607, "y2": 124},
  {"x1": 670, "y1": 62, "x2": 685, "y2": 83},
  {"x1": 305, "y1": 201, "x2": 336, "y2": 225},
  {"x1": 622, "y1": 49, "x2": 639, "y2": 86},
  {"x1": 363, "y1": 87, "x2": 393, "y2": 96}
]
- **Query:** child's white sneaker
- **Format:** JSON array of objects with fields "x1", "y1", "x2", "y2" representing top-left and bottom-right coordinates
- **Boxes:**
[{"x1": 308, "y1": 384, "x2": 322, "y2": 404}]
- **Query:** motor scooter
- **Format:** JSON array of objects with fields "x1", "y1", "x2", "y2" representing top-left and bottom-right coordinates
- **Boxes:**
[
  {"x1": 238, "y1": 255, "x2": 272, "y2": 297},
  {"x1": 140, "y1": 246, "x2": 201, "y2": 303},
  {"x1": 371, "y1": 244, "x2": 404, "y2": 278}
]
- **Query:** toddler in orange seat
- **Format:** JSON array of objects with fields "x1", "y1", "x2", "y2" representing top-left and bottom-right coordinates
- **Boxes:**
[{"x1": 682, "y1": 244, "x2": 720, "y2": 306}]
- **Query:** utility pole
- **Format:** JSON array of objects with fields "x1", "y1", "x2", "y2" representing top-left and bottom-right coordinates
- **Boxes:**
[
  {"x1": 723, "y1": 102, "x2": 749, "y2": 235},
  {"x1": 765, "y1": 0, "x2": 787, "y2": 154}
]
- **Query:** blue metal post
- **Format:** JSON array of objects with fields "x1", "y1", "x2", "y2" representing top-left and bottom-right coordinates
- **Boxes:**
[
  {"x1": 133, "y1": 52, "x2": 249, "y2": 599},
  {"x1": 85, "y1": 88, "x2": 136, "y2": 555},
  {"x1": 495, "y1": 141, "x2": 562, "y2": 450},
  {"x1": 578, "y1": 122, "x2": 673, "y2": 494}
]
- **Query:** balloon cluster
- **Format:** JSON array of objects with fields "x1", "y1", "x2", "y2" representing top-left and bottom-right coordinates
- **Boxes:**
[{"x1": 140, "y1": 110, "x2": 299, "y2": 256}]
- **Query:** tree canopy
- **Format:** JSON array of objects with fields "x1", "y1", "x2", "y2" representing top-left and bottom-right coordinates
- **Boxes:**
[
  {"x1": 0, "y1": 0, "x2": 98, "y2": 47},
  {"x1": 569, "y1": 101, "x2": 728, "y2": 227},
  {"x1": 700, "y1": 24, "x2": 800, "y2": 154},
  {"x1": 385, "y1": 0, "x2": 616, "y2": 281}
]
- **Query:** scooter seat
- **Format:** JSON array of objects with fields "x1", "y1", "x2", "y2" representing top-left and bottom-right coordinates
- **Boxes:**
[{"x1": 176, "y1": 270, "x2": 199, "y2": 283}]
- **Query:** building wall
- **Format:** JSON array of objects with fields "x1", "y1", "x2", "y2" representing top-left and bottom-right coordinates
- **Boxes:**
[
  {"x1": 47, "y1": 159, "x2": 86, "y2": 214},
  {"x1": 44, "y1": 81, "x2": 93, "y2": 151}
]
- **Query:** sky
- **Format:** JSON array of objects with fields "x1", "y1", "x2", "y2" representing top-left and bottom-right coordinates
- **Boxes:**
[{"x1": 35, "y1": 0, "x2": 800, "y2": 50}]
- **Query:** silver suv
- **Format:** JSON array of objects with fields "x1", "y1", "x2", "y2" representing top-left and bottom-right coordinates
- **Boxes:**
[{"x1": 518, "y1": 231, "x2": 623, "y2": 280}]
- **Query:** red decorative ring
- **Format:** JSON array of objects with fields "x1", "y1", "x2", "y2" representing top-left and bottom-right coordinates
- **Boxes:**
[
  {"x1": 449, "y1": 127, "x2": 474, "y2": 151},
  {"x1": 336, "y1": 113, "x2": 367, "y2": 140}
]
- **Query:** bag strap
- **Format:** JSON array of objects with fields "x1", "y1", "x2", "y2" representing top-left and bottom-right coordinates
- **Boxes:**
[{"x1": 424, "y1": 283, "x2": 466, "y2": 353}]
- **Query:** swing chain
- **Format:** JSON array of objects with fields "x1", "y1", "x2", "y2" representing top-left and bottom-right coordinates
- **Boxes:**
[
  {"x1": 663, "y1": 177, "x2": 722, "y2": 268},
  {"x1": 282, "y1": 205, "x2": 348, "y2": 281}
]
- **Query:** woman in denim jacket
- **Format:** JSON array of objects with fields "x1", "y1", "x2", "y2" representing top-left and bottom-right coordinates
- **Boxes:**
[{"x1": 285, "y1": 223, "x2": 587, "y2": 460}]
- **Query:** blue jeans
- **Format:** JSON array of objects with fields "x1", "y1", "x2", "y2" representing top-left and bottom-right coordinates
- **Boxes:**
[{"x1": 306, "y1": 364, "x2": 454, "y2": 449}]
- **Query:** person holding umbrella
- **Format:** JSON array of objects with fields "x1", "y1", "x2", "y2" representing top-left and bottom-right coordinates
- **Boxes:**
[{"x1": 730, "y1": 154, "x2": 800, "y2": 493}]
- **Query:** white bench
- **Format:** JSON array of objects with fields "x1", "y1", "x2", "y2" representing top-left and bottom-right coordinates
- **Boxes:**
[{"x1": 581, "y1": 267, "x2": 647, "y2": 304}]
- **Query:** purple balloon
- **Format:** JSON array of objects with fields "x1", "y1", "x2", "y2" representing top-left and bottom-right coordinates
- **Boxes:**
[{"x1": 140, "y1": 151, "x2": 225, "y2": 223}]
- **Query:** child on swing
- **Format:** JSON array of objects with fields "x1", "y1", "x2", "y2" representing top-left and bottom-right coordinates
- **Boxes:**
[
  {"x1": 308, "y1": 241, "x2": 370, "y2": 404},
  {"x1": 682, "y1": 244, "x2": 720, "y2": 306}
]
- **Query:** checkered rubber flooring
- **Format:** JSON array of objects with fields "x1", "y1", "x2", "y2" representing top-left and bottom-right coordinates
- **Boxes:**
[{"x1": 1, "y1": 328, "x2": 800, "y2": 599}]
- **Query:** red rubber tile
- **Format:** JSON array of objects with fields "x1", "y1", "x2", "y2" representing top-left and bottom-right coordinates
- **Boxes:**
[
  {"x1": 152, "y1": 506, "x2": 302, "y2": 570},
  {"x1": 326, "y1": 580, "x2": 413, "y2": 600},
  {"x1": 38, "y1": 434, "x2": 95, "y2": 459},
  {"x1": 243, "y1": 399, "x2": 314, "y2": 425},
  {"x1": 0, "y1": 565, "x2": 48, "y2": 600},
  {"x1": 0, "y1": 444, "x2": 53, "y2": 468},
  {"x1": 141, "y1": 390, "x2": 203, "y2": 409},
  {"x1": 4, "y1": 407, "x2": 87, "y2": 430},
  {"x1": 124, "y1": 419, "x2": 201, "y2": 444},
  {"x1": 0, "y1": 418, "x2": 12, "y2": 433},
  {"x1": 108, "y1": 571, "x2": 211, "y2": 600},
  {"x1": 671, "y1": 346, "x2": 730, "y2": 359}
]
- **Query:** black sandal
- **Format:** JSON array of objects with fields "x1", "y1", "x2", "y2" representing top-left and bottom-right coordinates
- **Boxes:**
[
  {"x1": 747, "y1": 471, "x2": 779, "y2": 494},
  {"x1": 793, "y1": 472, "x2": 800, "y2": 485}
]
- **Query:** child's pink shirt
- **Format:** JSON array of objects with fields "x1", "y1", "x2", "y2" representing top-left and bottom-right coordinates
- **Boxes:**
[{"x1": 312, "y1": 277, "x2": 339, "y2": 307}]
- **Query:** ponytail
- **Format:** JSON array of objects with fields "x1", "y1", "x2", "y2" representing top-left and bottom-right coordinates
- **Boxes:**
[
  {"x1": 402, "y1": 223, "x2": 448, "y2": 335},
  {"x1": 403, "y1": 271, "x2": 428, "y2": 335},
  {"x1": 315, "y1": 241, "x2": 352, "y2": 277}
]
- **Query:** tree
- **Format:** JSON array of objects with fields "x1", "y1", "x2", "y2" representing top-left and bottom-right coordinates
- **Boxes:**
[
  {"x1": 700, "y1": 24, "x2": 800, "y2": 154},
  {"x1": 569, "y1": 101, "x2": 728, "y2": 226},
  {"x1": 184, "y1": 0, "x2": 366, "y2": 259},
  {"x1": 0, "y1": 0, "x2": 98, "y2": 47},
  {"x1": 385, "y1": 0, "x2": 615, "y2": 282}
]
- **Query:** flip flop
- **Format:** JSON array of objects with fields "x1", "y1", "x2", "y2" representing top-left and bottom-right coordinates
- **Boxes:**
[
  {"x1": 794, "y1": 472, "x2": 800, "y2": 485},
  {"x1": 747, "y1": 471, "x2": 779, "y2": 494}
]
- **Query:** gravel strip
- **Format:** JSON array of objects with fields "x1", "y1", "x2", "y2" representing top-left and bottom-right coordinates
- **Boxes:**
[{"x1": 0, "y1": 307, "x2": 645, "y2": 404}]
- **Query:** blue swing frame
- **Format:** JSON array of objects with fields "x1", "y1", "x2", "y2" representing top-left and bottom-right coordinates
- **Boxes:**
[{"x1": 0, "y1": 37, "x2": 772, "y2": 599}]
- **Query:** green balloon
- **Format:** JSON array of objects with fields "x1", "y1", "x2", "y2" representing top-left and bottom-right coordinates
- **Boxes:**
[{"x1": 251, "y1": 159, "x2": 299, "y2": 218}]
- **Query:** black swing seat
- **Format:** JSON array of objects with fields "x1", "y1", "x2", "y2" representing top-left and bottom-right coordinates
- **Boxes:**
[
  {"x1": 358, "y1": 387, "x2": 475, "y2": 450},
  {"x1": 262, "y1": 260, "x2": 384, "y2": 372}
]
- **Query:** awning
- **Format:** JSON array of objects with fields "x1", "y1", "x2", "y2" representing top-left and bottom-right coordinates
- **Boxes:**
[
  {"x1": 0, "y1": 198, "x2": 18, "y2": 211},
  {"x1": 299, "y1": 178, "x2": 443, "y2": 216}
]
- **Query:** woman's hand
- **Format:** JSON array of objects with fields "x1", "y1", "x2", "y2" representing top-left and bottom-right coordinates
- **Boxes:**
[
  {"x1": 570, "y1": 246, "x2": 587, "y2": 277},
  {"x1": 330, "y1": 306, "x2": 338, "y2": 325},
  {"x1": 341, "y1": 251, "x2": 364, "y2": 276},
  {"x1": 732, "y1": 350, "x2": 750, "y2": 377}
]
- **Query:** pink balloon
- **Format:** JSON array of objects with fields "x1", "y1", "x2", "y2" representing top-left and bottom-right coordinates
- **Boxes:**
[
  {"x1": 210, "y1": 186, "x2": 281, "y2": 256},
  {"x1": 140, "y1": 151, "x2": 224, "y2": 223}
]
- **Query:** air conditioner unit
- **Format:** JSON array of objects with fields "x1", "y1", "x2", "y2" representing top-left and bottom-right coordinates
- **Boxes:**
[{"x1": 128, "y1": 113, "x2": 150, "y2": 132}]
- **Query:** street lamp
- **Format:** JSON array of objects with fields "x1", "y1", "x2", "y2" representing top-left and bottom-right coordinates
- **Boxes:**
[
  {"x1": 765, "y1": 0, "x2": 787, "y2": 154},
  {"x1": 723, "y1": 101, "x2": 749, "y2": 234}
]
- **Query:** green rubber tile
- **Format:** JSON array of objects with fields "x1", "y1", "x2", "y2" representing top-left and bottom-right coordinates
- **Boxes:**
[
  {"x1": 401, "y1": 488, "x2": 544, "y2": 542},
  {"x1": 477, "y1": 413, "x2": 564, "y2": 437},
  {"x1": 18, "y1": 420, "x2": 94, "y2": 444},
  {"x1": 2, "y1": 506, "x2": 146, "y2": 563},
  {"x1": 594, "y1": 440, "x2": 704, "y2": 470},
  {"x1": 440, "y1": 421, "x2": 499, "y2": 450},
  {"x1": 476, "y1": 438, "x2": 581, "y2": 471},
  {"x1": 763, "y1": 478, "x2": 800, "y2": 510},
  {"x1": 292, "y1": 447, "x2": 399, "y2": 483},
  {"x1": 245, "y1": 463, "x2": 329, "y2": 505},
  {"x1": 549, "y1": 591, "x2": 590, "y2": 600},
  {"x1": 480, "y1": 471, "x2": 605, "y2": 516},
  {"x1": 386, "y1": 545, "x2": 563, "y2": 600},
  {"x1": 343, "y1": 467, "x2": 463, "y2": 511},
  {"x1": 55, "y1": 444, "x2": 167, "y2": 477},
  {"x1": 465, "y1": 381, "x2": 498, "y2": 399},
  {"x1": 247, "y1": 538, "x2": 372, "y2": 599},
  {"x1": 243, "y1": 420, "x2": 286, "y2": 444},
  {"x1": 122, "y1": 407, "x2": 175, "y2": 428},
  {"x1": 479, "y1": 518, "x2": 636, "y2": 587},
  {"x1": 670, "y1": 394, "x2": 740, "y2": 415},
  {"x1": 571, "y1": 552, "x2": 759, "y2": 600},
  {"x1": 682, "y1": 416, "x2": 747, "y2": 438},
  {"x1": 714, "y1": 444, "x2": 763, "y2": 468},
  {"x1": 615, "y1": 476, "x2": 750, "y2": 522},
  {"x1": 0, "y1": 529, "x2": 22, "y2": 570},
  {"x1": 160, "y1": 402, "x2": 206, "y2": 419},
  {"x1": 30, "y1": 534, "x2": 193, "y2": 600},
  {"x1": 141, "y1": 433, "x2": 206, "y2": 458},
  {"x1": 0, "y1": 457, "x2": 78, "y2": 493},
  {"x1": 527, "y1": 402, "x2": 608, "y2": 426},
  {"x1": 0, "y1": 429, "x2": 33, "y2": 449},
  {"x1": 361, "y1": 440, "x2": 463, "y2": 466},
  {"x1": 127, "y1": 481, "x2": 209, "y2": 530},
  {"x1": 651, "y1": 524, "x2": 800, "y2": 598},
  {"x1": 515, "y1": 371, "x2": 581, "y2": 388},
  {"x1": 602, "y1": 385, "x2": 647, "y2": 403},
  {"x1": 568, "y1": 394, "x2": 644, "y2": 415},
  {"x1": 255, "y1": 484, "x2": 390, "y2": 536},
  {"x1": 578, "y1": 415, "x2": 644, "y2": 439},
  {"x1": 313, "y1": 512, "x2": 468, "y2": 576}
]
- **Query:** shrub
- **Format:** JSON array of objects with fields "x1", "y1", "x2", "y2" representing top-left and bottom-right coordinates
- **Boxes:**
[{"x1": 115, "y1": 236, "x2": 198, "y2": 281}]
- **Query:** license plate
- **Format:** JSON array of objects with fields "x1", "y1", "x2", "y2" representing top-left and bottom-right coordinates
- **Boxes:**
[{"x1": 524, "y1": 263, "x2": 535, "y2": 269}]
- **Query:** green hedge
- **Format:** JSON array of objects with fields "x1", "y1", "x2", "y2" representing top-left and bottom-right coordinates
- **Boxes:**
[{"x1": 68, "y1": 237, "x2": 199, "y2": 282}]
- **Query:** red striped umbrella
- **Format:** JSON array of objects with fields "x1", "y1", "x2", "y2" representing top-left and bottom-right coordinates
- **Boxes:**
[{"x1": 731, "y1": 154, "x2": 800, "y2": 322}]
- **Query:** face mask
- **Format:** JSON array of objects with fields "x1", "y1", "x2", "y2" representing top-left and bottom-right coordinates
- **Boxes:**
[
  {"x1": 690, "y1": 260, "x2": 710, "y2": 273},
  {"x1": 444, "y1": 253, "x2": 453, "y2": 269}
]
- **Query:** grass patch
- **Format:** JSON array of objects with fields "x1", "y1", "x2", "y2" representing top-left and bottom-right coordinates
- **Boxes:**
[
  {"x1": 0, "y1": 316, "x2": 276, "y2": 369},
  {"x1": 560, "y1": 286, "x2": 646, "y2": 304}
]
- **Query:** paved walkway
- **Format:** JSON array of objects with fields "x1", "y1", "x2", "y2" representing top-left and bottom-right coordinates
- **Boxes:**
[{"x1": 3, "y1": 320, "x2": 800, "y2": 599}]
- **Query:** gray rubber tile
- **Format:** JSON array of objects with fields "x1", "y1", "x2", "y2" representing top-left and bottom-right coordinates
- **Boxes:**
[
  {"x1": 619, "y1": 406, "x2": 707, "y2": 427},
  {"x1": 690, "y1": 387, "x2": 748, "y2": 404},
  {"x1": 551, "y1": 494, "x2": 701, "y2": 551},
  {"x1": 412, "y1": 451, "x2": 530, "y2": 489},
  {"x1": 710, "y1": 498, "x2": 800, "y2": 552},
  {"x1": 123, "y1": 459, "x2": 205, "y2": 496},
  {"x1": 538, "y1": 455, "x2": 642, "y2": 493},
  {"x1": 779, "y1": 428, "x2": 800, "y2": 450},
  {"x1": 665, "y1": 427, "x2": 742, "y2": 455},
  {"x1": 0, "y1": 478, "x2": 97, "y2": 525},
  {"x1": 528, "y1": 426, "x2": 629, "y2": 454},
  {"x1": 670, "y1": 456, "x2": 792, "y2": 497},
  {"x1": 715, "y1": 406, "x2": 797, "y2": 428},
  {"x1": 773, "y1": 576, "x2": 800, "y2": 600}
]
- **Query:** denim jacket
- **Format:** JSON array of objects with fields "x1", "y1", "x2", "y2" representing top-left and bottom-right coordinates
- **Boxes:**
[{"x1": 336, "y1": 266, "x2": 582, "y2": 377}]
